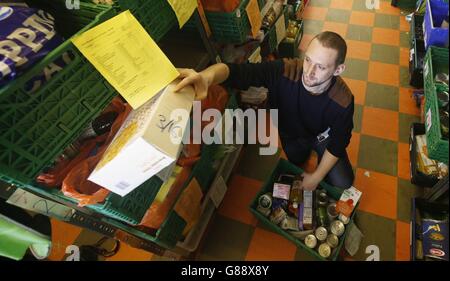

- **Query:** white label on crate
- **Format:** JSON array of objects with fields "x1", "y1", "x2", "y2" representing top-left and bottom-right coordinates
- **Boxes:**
[
  {"x1": 423, "y1": 60, "x2": 429, "y2": 77},
  {"x1": 7, "y1": 188, "x2": 74, "y2": 221},
  {"x1": 210, "y1": 176, "x2": 228, "y2": 208},
  {"x1": 275, "y1": 14, "x2": 287, "y2": 45},
  {"x1": 236, "y1": 9, "x2": 241, "y2": 18},
  {"x1": 410, "y1": 48, "x2": 414, "y2": 62},
  {"x1": 426, "y1": 108, "x2": 432, "y2": 132}
]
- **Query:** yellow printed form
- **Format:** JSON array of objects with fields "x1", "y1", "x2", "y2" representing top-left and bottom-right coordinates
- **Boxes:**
[
  {"x1": 71, "y1": 11, "x2": 179, "y2": 109},
  {"x1": 167, "y1": 0, "x2": 198, "y2": 28}
]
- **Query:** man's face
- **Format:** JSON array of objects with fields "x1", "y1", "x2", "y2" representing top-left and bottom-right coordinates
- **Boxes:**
[{"x1": 302, "y1": 38, "x2": 341, "y2": 87}]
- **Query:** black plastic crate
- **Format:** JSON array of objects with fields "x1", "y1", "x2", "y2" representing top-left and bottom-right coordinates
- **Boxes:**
[
  {"x1": 410, "y1": 123, "x2": 440, "y2": 187},
  {"x1": 409, "y1": 38, "x2": 426, "y2": 88},
  {"x1": 411, "y1": 197, "x2": 449, "y2": 261}
]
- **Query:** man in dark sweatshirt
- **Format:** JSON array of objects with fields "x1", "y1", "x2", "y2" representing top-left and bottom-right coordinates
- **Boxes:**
[{"x1": 174, "y1": 31, "x2": 354, "y2": 191}]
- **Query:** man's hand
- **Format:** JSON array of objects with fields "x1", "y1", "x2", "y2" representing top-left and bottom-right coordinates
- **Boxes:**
[
  {"x1": 300, "y1": 172, "x2": 321, "y2": 191},
  {"x1": 173, "y1": 68, "x2": 209, "y2": 100},
  {"x1": 283, "y1": 58, "x2": 302, "y2": 81}
]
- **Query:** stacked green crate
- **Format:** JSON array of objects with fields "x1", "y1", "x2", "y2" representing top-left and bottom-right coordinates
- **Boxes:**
[
  {"x1": 423, "y1": 46, "x2": 449, "y2": 163},
  {"x1": 205, "y1": 0, "x2": 252, "y2": 44},
  {"x1": 0, "y1": 0, "x2": 117, "y2": 187},
  {"x1": 113, "y1": 0, "x2": 178, "y2": 42}
]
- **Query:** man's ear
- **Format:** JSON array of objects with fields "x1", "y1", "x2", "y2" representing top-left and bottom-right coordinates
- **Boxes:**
[{"x1": 333, "y1": 64, "x2": 346, "y2": 76}]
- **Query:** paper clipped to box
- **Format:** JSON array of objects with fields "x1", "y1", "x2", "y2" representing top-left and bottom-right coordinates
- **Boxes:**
[
  {"x1": 88, "y1": 80, "x2": 195, "y2": 196},
  {"x1": 71, "y1": 10, "x2": 179, "y2": 109}
]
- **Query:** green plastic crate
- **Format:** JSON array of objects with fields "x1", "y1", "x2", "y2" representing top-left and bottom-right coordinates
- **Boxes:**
[
  {"x1": 249, "y1": 159, "x2": 357, "y2": 261},
  {"x1": 258, "y1": 0, "x2": 267, "y2": 10},
  {"x1": 114, "y1": 0, "x2": 178, "y2": 42},
  {"x1": 0, "y1": 1, "x2": 117, "y2": 186},
  {"x1": 423, "y1": 46, "x2": 449, "y2": 164},
  {"x1": 205, "y1": 0, "x2": 252, "y2": 44},
  {"x1": 24, "y1": 174, "x2": 163, "y2": 226},
  {"x1": 87, "y1": 176, "x2": 163, "y2": 225}
]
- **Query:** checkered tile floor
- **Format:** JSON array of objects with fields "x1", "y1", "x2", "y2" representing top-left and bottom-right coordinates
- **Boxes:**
[{"x1": 49, "y1": 0, "x2": 422, "y2": 261}]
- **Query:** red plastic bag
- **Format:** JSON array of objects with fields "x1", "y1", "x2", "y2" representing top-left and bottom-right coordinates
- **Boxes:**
[
  {"x1": 201, "y1": 0, "x2": 240, "y2": 12},
  {"x1": 61, "y1": 98, "x2": 132, "y2": 206}
]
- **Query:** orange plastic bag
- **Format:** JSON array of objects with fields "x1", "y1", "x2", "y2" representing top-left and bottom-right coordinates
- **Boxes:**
[
  {"x1": 61, "y1": 98, "x2": 132, "y2": 206},
  {"x1": 201, "y1": 0, "x2": 240, "y2": 12},
  {"x1": 177, "y1": 85, "x2": 229, "y2": 167},
  {"x1": 36, "y1": 97, "x2": 127, "y2": 187},
  {"x1": 139, "y1": 166, "x2": 192, "y2": 230}
]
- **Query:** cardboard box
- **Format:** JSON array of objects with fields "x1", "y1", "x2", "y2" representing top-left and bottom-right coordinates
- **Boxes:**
[
  {"x1": 88, "y1": 80, "x2": 195, "y2": 196},
  {"x1": 336, "y1": 186, "x2": 362, "y2": 218}
]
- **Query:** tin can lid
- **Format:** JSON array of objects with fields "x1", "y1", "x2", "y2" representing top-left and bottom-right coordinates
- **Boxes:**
[
  {"x1": 305, "y1": 234, "x2": 317, "y2": 248},
  {"x1": 318, "y1": 243, "x2": 331, "y2": 258},
  {"x1": 330, "y1": 220, "x2": 345, "y2": 236},
  {"x1": 326, "y1": 234, "x2": 339, "y2": 248},
  {"x1": 315, "y1": 226, "x2": 328, "y2": 241}
]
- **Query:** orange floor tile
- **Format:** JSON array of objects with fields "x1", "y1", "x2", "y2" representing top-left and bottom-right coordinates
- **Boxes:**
[
  {"x1": 48, "y1": 220, "x2": 83, "y2": 261},
  {"x1": 349, "y1": 11, "x2": 375, "y2": 26},
  {"x1": 395, "y1": 221, "x2": 411, "y2": 261},
  {"x1": 343, "y1": 78, "x2": 367, "y2": 105},
  {"x1": 372, "y1": 28, "x2": 400, "y2": 46},
  {"x1": 218, "y1": 175, "x2": 262, "y2": 226},
  {"x1": 245, "y1": 228, "x2": 297, "y2": 261},
  {"x1": 322, "y1": 21, "x2": 348, "y2": 37},
  {"x1": 368, "y1": 61, "x2": 400, "y2": 86},
  {"x1": 346, "y1": 40, "x2": 372, "y2": 60},
  {"x1": 361, "y1": 106, "x2": 399, "y2": 141},
  {"x1": 302, "y1": 6, "x2": 328, "y2": 20},
  {"x1": 354, "y1": 168, "x2": 398, "y2": 220}
]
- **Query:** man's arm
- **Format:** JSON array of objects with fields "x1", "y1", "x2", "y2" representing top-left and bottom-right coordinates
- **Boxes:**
[
  {"x1": 173, "y1": 63, "x2": 230, "y2": 100},
  {"x1": 301, "y1": 149, "x2": 338, "y2": 190},
  {"x1": 174, "y1": 60, "x2": 284, "y2": 99}
]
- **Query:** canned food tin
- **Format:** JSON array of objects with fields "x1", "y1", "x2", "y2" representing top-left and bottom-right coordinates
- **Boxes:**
[
  {"x1": 318, "y1": 206, "x2": 328, "y2": 226},
  {"x1": 330, "y1": 220, "x2": 345, "y2": 237},
  {"x1": 256, "y1": 205, "x2": 271, "y2": 217},
  {"x1": 327, "y1": 203, "x2": 338, "y2": 222},
  {"x1": 326, "y1": 234, "x2": 339, "y2": 248},
  {"x1": 315, "y1": 226, "x2": 328, "y2": 241},
  {"x1": 338, "y1": 214, "x2": 350, "y2": 225},
  {"x1": 258, "y1": 193, "x2": 273, "y2": 209},
  {"x1": 318, "y1": 191, "x2": 328, "y2": 206},
  {"x1": 269, "y1": 207, "x2": 287, "y2": 225},
  {"x1": 318, "y1": 243, "x2": 331, "y2": 258},
  {"x1": 305, "y1": 234, "x2": 317, "y2": 249}
]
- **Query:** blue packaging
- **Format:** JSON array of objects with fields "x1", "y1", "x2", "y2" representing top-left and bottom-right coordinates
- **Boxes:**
[
  {"x1": 422, "y1": 218, "x2": 449, "y2": 260},
  {"x1": 0, "y1": 5, "x2": 65, "y2": 87}
]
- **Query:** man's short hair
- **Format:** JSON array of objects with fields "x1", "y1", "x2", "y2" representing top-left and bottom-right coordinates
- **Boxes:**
[{"x1": 311, "y1": 31, "x2": 347, "y2": 66}]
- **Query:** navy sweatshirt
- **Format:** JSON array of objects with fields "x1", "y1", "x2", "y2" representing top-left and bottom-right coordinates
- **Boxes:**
[{"x1": 224, "y1": 60, "x2": 354, "y2": 158}]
